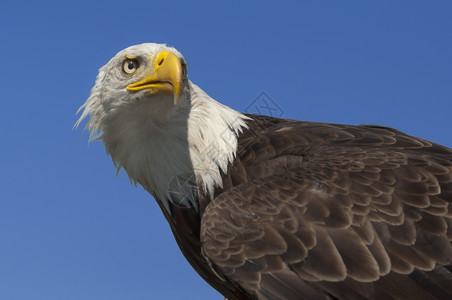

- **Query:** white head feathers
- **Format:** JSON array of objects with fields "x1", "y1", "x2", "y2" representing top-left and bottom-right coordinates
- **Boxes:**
[{"x1": 76, "y1": 43, "x2": 248, "y2": 213}]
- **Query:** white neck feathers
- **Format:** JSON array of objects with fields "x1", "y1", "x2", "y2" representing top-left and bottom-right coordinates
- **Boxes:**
[{"x1": 87, "y1": 82, "x2": 248, "y2": 213}]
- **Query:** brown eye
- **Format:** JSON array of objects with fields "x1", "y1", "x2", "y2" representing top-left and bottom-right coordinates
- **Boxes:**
[{"x1": 122, "y1": 59, "x2": 139, "y2": 74}]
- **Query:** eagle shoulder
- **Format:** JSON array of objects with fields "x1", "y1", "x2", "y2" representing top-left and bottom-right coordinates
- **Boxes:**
[{"x1": 200, "y1": 115, "x2": 452, "y2": 299}]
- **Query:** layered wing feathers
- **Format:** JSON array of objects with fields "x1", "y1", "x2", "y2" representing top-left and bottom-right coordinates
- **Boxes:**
[{"x1": 200, "y1": 115, "x2": 452, "y2": 300}]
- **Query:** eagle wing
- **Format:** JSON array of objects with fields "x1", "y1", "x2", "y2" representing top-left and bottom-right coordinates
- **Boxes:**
[{"x1": 200, "y1": 116, "x2": 452, "y2": 300}]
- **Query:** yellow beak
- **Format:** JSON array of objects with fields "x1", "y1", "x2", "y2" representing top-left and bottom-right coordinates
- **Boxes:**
[{"x1": 126, "y1": 51, "x2": 182, "y2": 104}]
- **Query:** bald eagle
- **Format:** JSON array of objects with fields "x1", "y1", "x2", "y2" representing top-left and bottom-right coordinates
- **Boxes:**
[{"x1": 76, "y1": 43, "x2": 452, "y2": 300}]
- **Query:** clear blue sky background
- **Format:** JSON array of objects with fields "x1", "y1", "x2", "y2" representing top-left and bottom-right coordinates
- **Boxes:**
[{"x1": 1, "y1": 1, "x2": 451, "y2": 299}]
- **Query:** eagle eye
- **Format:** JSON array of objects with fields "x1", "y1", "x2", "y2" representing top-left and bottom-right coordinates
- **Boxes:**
[{"x1": 122, "y1": 59, "x2": 139, "y2": 74}]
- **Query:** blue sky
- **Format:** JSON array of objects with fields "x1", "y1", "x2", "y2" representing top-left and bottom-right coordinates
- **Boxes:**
[{"x1": 1, "y1": 1, "x2": 451, "y2": 299}]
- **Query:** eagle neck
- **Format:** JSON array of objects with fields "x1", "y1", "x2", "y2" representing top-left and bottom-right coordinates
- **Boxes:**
[
  {"x1": 100, "y1": 82, "x2": 248, "y2": 215},
  {"x1": 185, "y1": 83, "x2": 248, "y2": 207}
]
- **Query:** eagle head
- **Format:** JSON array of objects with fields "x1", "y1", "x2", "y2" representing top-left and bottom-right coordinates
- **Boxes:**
[
  {"x1": 75, "y1": 43, "x2": 247, "y2": 212},
  {"x1": 75, "y1": 43, "x2": 189, "y2": 139}
]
